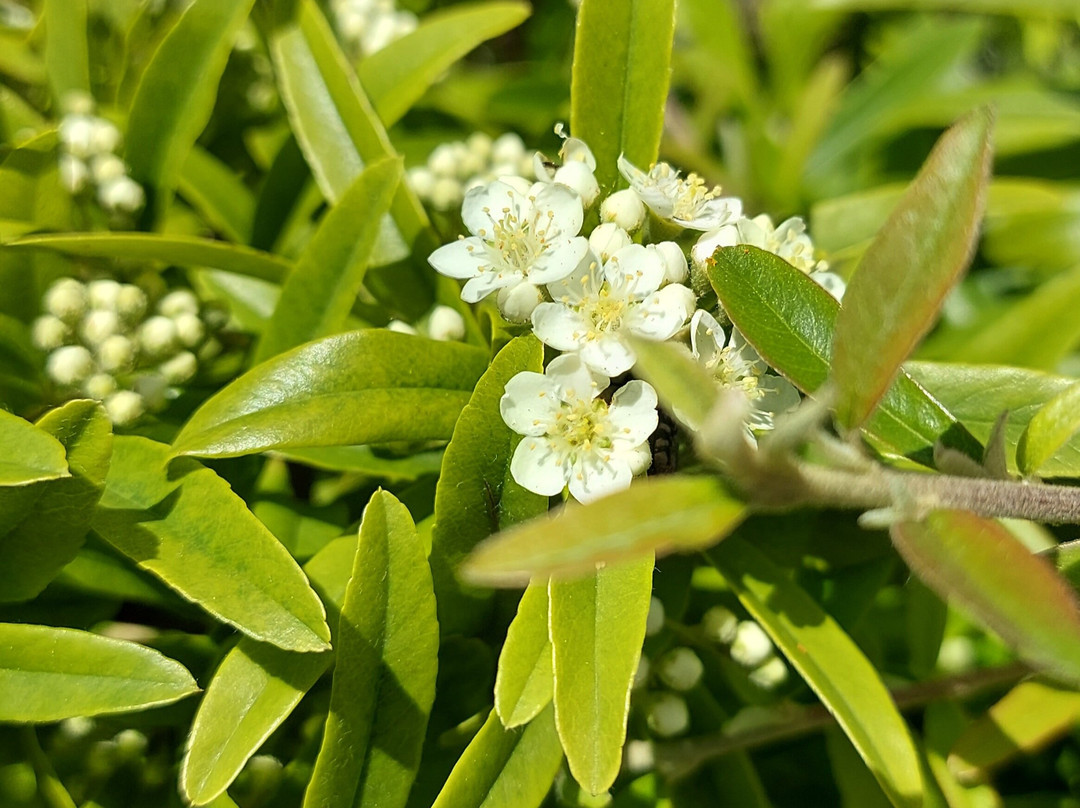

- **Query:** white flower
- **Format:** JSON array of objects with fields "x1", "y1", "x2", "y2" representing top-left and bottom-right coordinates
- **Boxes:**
[
  {"x1": 532, "y1": 244, "x2": 696, "y2": 376},
  {"x1": 701, "y1": 605, "x2": 739, "y2": 644},
  {"x1": 116, "y1": 285, "x2": 148, "y2": 321},
  {"x1": 689, "y1": 310, "x2": 800, "y2": 431},
  {"x1": 138, "y1": 316, "x2": 178, "y2": 357},
  {"x1": 534, "y1": 128, "x2": 600, "y2": 206},
  {"x1": 83, "y1": 373, "x2": 117, "y2": 400},
  {"x1": 81, "y1": 310, "x2": 121, "y2": 346},
  {"x1": 500, "y1": 354, "x2": 658, "y2": 503},
  {"x1": 693, "y1": 214, "x2": 824, "y2": 274},
  {"x1": 649, "y1": 241, "x2": 689, "y2": 284},
  {"x1": 617, "y1": 154, "x2": 741, "y2": 230},
  {"x1": 89, "y1": 153, "x2": 126, "y2": 185},
  {"x1": 748, "y1": 656, "x2": 788, "y2": 690},
  {"x1": 88, "y1": 279, "x2": 122, "y2": 310},
  {"x1": 58, "y1": 154, "x2": 88, "y2": 194},
  {"x1": 97, "y1": 335, "x2": 135, "y2": 372},
  {"x1": 428, "y1": 180, "x2": 588, "y2": 304}
]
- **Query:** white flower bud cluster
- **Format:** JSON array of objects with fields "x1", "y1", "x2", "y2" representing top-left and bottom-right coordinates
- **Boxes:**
[
  {"x1": 33, "y1": 278, "x2": 223, "y2": 426},
  {"x1": 701, "y1": 608, "x2": 790, "y2": 691},
  {"x1": 331, "y1": 0, "x2": 417, "y2": 58},
  {"x1": 56, "y1": 92, "x2": 145, "y2": 216},
  {"x1": 386, "y1": 304, "x2": 467, "y2": 342},
  {"x1": 408, "y1": 132, "x2": 536, "y2": 212}
]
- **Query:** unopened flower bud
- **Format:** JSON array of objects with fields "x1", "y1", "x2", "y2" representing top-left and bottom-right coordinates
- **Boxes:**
[
  {"x1": 691, "y1": 224, "x2": 739, "y2": 268},
  {"x1": 89, "y1": 153, "x2": 126, "y2": 185},
  {"x1": 427, "y1": 305, "x2": 465, "y2": 342},
  {"x1": 496, "y1": 175, "x2": 533, "y2": 196},
  {"x1": 44, "y1": 278, "x2": 87, "y2": 323},
  {"x1": 553, "y1": 161, "x2": 599, "y2": 207},
  {"x1": 656, "y1": 647, "x2": 704, "y2": 691},
  {"x1": 428, "y1": 143, "x2": 459, "y2": 177},
  {"x1": 173, "y1": 312, "x2": 205, "y2": 348},
  {"x1": 112, "y1": 729, "x2": 147, "y2": 762},
  {"x1": 58, "y1": 154, "x2": 89, "y2": 193},
  {"x1": 88, "y1": 279, "x2": 122, "y2": 311},
  {"x1": 158, "y1": 289, "x2": 200, "y2": 318},
  {"x1": 624, "y1": 740, "x2": 655, "y2": 773},
  {"x1": 588, "y1": 222, "x2": 632, "y2": 263},
  {"x1": 61, "y1": 91, "x2": 94, "y2": 117},
  {"x1": 138, "y1": 316, "x2": 177, "y2": 357},
  {"x1": 467, "y1": 131, "x2": 493, "y2": 159},
  {"x1": 47, "y1": 345, "x2": 94, "y2": 386},
  {"x1": 58, "y1": 115, "x2": 96, "y2": 158},
  {"x1": 701, "y1": 605, "x2": 739, "y2": 644},
  {"x1": 81, "y1": 309, "x2": 121, "y2": 346},
  {"x1": 159, "y1": 351, "x2": 197, "y2": 384},
  {"x1": 98, "y1": 176, "x2": 145, "y2": 214},
  {"x1": 496, "y1": 282, "x2": 543, "y2": 323},
  {"x1": 32, "y1": 316, "x2": 70, "y2": 351},
  {"x1": 748, "y1": 656, "x2": 788, "y2": 690},
  {"x1": 600, "y1": 189, "x2": 646, "y2": 232},
  {"x1": 104, "y1": 390, "x2": 145, "y2": 426},
  {"x1": 651, "y1": 241, "x2": 689, "y2": 284},
  {"x1": 430, "y1": 177, "x2": 462, "y2": 210},
  {"x1": 97, "y1": 335, "x2": 135, "y2": 372},
  {"x1": 731, "y1": 621, "x2": 773, "y2": 668},
  {"x1": 116, "y1": 285, "x2": 148, "y2": 321},
  {"x1": 645, "y1": 596, "x2": 665, "y2": 637},
  {"x1": 647, "y1": 693, "x2": 690, "y2": 738},
  {"x1": 491, "y1": 133, "x2": 526, "y2": 165},
  {"x1": 813, "y1": 271, "x2": 846, "y2": 301},
  {"x1": 89, "y1": 118, "x2": 122, "y2": 155},
  {"x1": 407, "y1": 166, "x2": 436, "y2": 198},
  {"x1": 387, "y1": 320, "x2": 418, "y2": 335},
  {"x1": 83, "y1": 373, "x2": 117, "y2": 400},
  {"x1": 197, "y1": 337, "x2": 223, "y2": 361},
  {"x1": 134, "y1": 374, "x2": 170, "y2": 410}
]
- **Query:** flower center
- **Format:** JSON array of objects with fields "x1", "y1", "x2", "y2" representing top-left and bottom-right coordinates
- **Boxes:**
[
  {"x1": 643, "y1": 163, "x2": 722, "y2": 221},
  {"x1": 580, "y1": 285, "x2": 628, "y2": 337},
  {"x1": 482, "y1": 197, "x2": 558, "y2": 274},
  {"x1": 551, "y1": 396, "x2": 612, "y2": 455},
  {"x1": 707, "y1": 347, "x2": 765, "y2": 400}
]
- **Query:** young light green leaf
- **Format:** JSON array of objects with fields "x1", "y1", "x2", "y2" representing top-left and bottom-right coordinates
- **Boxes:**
[
  {"x1": 43, "y1": 0, "x2": 89, "y2": 101},
  {"x1": 495, "y1": 582, "x2": 553, "y2": 728},
  {"x1": 707, "y1": 245, "x2": 983, "y2": 467},
  {"x1": 0, "y1": 623, "x2": 198, "y2": 722},
  {"x1": 430, "y1": 335, "x2": 546, "y2": 636},
  {"x1": 570, "y1": 0, "x2": 676, "y2": 192},
  {"x1": 0, "y1": 400, "x2": 111, "y2": 603},
  {"x1": 431, "y1": 705, "x2": 563, "y2": 808},
  {"x1": 1017, "y1": 381, "x2": 1080, "y2": 475},
  {"x1": 92, "y1": 436, "x2": 331, "y2": 653},
  {"x1": 303, "y1": 491, "x2": 438, "y2": 808},
  {"x1": 891, "y1": 510, "x2": 1080, "y2": 687},
  {"x1": 179, "y1": 146, "x2": 256, "y2": 243},
  {"x1": 831, "y1": 108, "x2": 994, "y2": 429},
  {"x1": 627, "y1": 336, "x2": 718, "y2": 430},
  {"x1": 551, "y1": 556, "x2": 653, "y2": 795},
  {"x1": 173, "y1": 331, "x2": 488, "y2": 458},
  {"x1": 947, "y1": 679, "x2": 1080, "y2": 784},
  {"x1": 6, "y1": 232, "x2": 290, "y2": 283},
  {"x1": 0, "y1": 408, "x2": 68, "y2": 486},
  {"x1": 359, "y1": 1, "x2": 531, "y2": 128},
  {"x1": 254, "y1": 156, "x2": 401, "y2": 363},
  {"x1": 463, "y1": 475, "x2": 745, "y2": 587},
  {"x1": 709, "y1": 536, "x2": 924, "y2": 808},
  {"x1": 126, "y1": 0, "x2": 256, "y2": 219},
  {"x1": 181, "y1": 639, "x2": 330, "y2": 806}
]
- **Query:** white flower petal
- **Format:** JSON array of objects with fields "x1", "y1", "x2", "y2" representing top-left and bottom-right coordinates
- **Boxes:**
[
  {"x1": 533, "y1": 182, "x2": 585, "y2": 239},
  {"x1": 511, "y1": 438, "x2": 568, "y2": 497},
  {"x1": 501, "y1": 371, "x2": 562, "y2": 435},
  {"x1": 609, "y1": 381, "x2": 659, "y2": 445},
  {"x1": 532, "y1": 303, "x2": 591, "y2": 352},
  {"x1": 546, "y1": 353, "x2": 608, "y2": 400},
  {"x1": 690, "y1": 309, "x2": 726, "y2": 360},
  {"x1": 580, "y1": 336, "x2": 635, "y2": 376},
  {"x1": 677, "y1": 196, "x2": 742, "y2": 230},
  {"x1": 692, "y1": 224, "x2": 740, "y2": 267},
  {"x1": 604, "y1": 244, "x2": 665, "y2": 299},
  {"x1": 627, "y1": 284, "x2": 695, "y2": 341},
  {"x1": 755, "y1": 374, "x2": 801, "y2": 415},
  {"x1": 568, "y1": 453, "x2": 631, "y2": 503},
  {"x1": 529, "y1": 236, "x2": 590, "y2": 285},
  {"x1": 428, "y1": 238, "x2": 486, "y2": 280},
  {"x1": 461, "y1": 271, "x2": 514, "y2": 303},
  {"x1": 546, "y1": 252, "x2": 598, "y2": 304},
  {"x1": 462, "y1": 180, "x2": 526, "y2": 238}
]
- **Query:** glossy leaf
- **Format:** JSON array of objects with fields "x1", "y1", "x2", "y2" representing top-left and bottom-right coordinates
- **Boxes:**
[
  {"x1": 0, "y1": 400, "x2": 111, "y2": 603},
  {"x1": 465, "y1": 475, "x2": 746, "y2": 588},
  {"x1": 495, "y1": 582, "x2": 553, "y2": 728},
  {"x1": 43, "y1": 0, "x2": 89, "y2": 100},
  {"x1": 254, "y1": 156, "x2": 401, "y2": 363},
  {"x1": 550, "y1": 555, "x2": 653, "y2": 795},
  {"x1": 173, "y1": 331, "x2": 488, "y2": 458},
  {"x1": 431, "y1": 705, "x2": 563, "y2": 808},
  {"x1": 181, "y1": 639, "x2": 330, "y2": 806},
  {"x1": 0, "y1": 623, "x2": 198, "y2": 722},
  {"x1": 891, "y1": 510, "x2": 1080, "y2": 686},
  {"x1": 359, "y1": 1, "x2": 531, "y2": 128},
  {"x1": 430, "y1": 335, "x2": 546, "y2": 635},
  {"x1": 831, "y1": 108, "x2": 993, "y2": 428},
  {"x1": 126, "y1": 0, "x2": 256, "y2": 217},
  {"x1": 179, "y1": 146, "x2": 256, "y2": 243},
  {"x1": 303, "y1": 491, "x2": 438, "y2": 808},
  {"x1": 707, "y1": 245, "x2": 982, "y2": 466},
  {"x1": 6, "y1": 232, "x2": 290, "y2": 283},
  {"x1": 0, "y1": 408, "x2": 68, "y2": 486},
  {"x1": 570, "y1": 0, "x2": 676, "y2": 192},
  {"x1": 710, "y1": 536, "x2": 924, "y2": 808},
  {"x1": 92, "y1": 436, "x2": 331, "y2": 653},
  {"x1": 1017, "y1": 381, "x2": 1080, "y2": 475}
]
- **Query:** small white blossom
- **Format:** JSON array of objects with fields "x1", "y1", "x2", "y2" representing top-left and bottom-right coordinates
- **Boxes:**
[
  {"x1": 386, "y1": 320, "x2": 418, "y2": 335},
  {"x1": 47, "y1": 345, "x2": 94, "y2": 386},
  {"x1": 173, "y1": 312, "x2": 205, "y2": 347},
  {"x1": 58, "y1": 115, "x2": 96, "y2": 159},
  {"x1": 617, "y1": 155, "x2": 741, "y2": 230},
  {"x1": 532, "y1": 244, "x2": 696, "y2": 376},
  {"x1": 89, "y1": 153, "x2": 126, "y2": 185},
  {"x1": 116, "y1": 285, "x2": 148, "y2": 321},
  {"x1": 647, "y1": 693, "x2": 690, "y2": 738},
  {"x1": 534, "y1": 127, "x2": 600, "y2": 207},
  {"x1": 104, "y1": 390, "x2": 145, "y2": 426},
  {"x1": 89, "y1": 118, "x2": 122, "y2": 155},
  {"x1": 492, "y1": 132, "x2": 527, "y2": 166},
  {"x1": 813, "y1": 270, "x2": 847, "y2": 301},
  {"x1": 600, "y1": 188, "x2": 646, "y2": 232},
  {"x1": 81, "y1": 310, "x2": 121, "y2": 346},
  {"x1": 98, "y1": 176, "x2": 145, "y2": 214},
  {"x1": 500, "y1": 354, "x2": 658, "y2": 503},
  {"x1": 693, "y1": 214, "x2": 824, "y2": 274},
  {"x1": 656, "y1": 647, "x2": 704, "y2": 691},
  {"x1": 428, "y1": 180, "x2": 588, "y2": 304}
]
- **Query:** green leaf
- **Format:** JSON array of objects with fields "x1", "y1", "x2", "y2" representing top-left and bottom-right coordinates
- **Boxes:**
[
  {"x1": 181, "y1": 639, "x2": 330, "y2": 806},
  {"x1": 92, "y1": 436, "x2": 331, "y2": 653},
  {"x1": 431, "y1": 705, "x2": 563, "y2": 808},
  {"x1": 495, "y1": 582, "x2": 553, "y2": 728},
  {"x1": 254, "y1": 156, "x2": 401, "y2": 363},
  {"x1": 465, "y1": 476, "x2": 745, "y2": 588},
  {"x1": 709, "y1": 536, "x2": 924, "y2": 808},
  {"x1": 4, "y1": 233, "x2": 290, "y2": 283},
  {"x1": 831, "y1": 109, "x2": 994, "y2": 428},
  {"x1": 173, "y1": 331, "x2": 488, "y2": 458},
  {"x1": 303, "y1": 491, "x2": 438, "y2": 808},
  {"x1": 179, "y1": 146, "x2": 256, "y2": 243},
  {"x1": 0, "y1": 623, "x2": 198, "y2": 722},
  {"x1": 550, "y1": 555, "x2": 653, "y2": 795},
  {"x1": 891, "y1": 510, "x2": 1080, "y2": 687},
  {"x1": 707, "y1": 246, "x2": 982, "y2": 466},
  {"x1": 126, "y1": 0, "x2": 256, "y2": 219},
  {"x1": 627, "y1": 336, "x2": 718, "y2": 430},
  {"x1": 1017, "y1": 381, "x2": 1080, "y2": 475},
  {"x1": 430, "y1": 335, "x2": 546, "y2": 635},
  {"x1": 43, "y1": 0, "x2": 90, "y2": 101},
  {"x1": 359, "y1": 1, "x2": 531, "y2": 128},
  {"x1": 0, "y1": 408, "x2": 68, "y2": 486},
  {"x1": 0, "y1": 400, "x2": 111, "y2": 603},
  {"x1": 570, "y1": 0, "x2": 676, "y2": 192}
]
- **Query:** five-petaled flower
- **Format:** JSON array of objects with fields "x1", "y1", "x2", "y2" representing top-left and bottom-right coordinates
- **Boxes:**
[
  {"x1": 617, "y1": 155, "x2": 742, "y2": 231},
  {"x1": 500, "y1": 354, "x2": 658, "y2": 503},
  {"x1": 531, "y1": 244, "x2": 696, "y2": 376}
]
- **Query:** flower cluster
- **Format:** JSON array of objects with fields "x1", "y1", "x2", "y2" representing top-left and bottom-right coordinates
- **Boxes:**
[
  {"x1": 56, "y1": 92, "x2": 144, "y2": 217},
  {"x1": 33, "y1": 278, "x2": 224, "y2": 426},
  {"x1": 408, "y1": 132, "x2": 536, "y2": 213},
  {"x1": 330, "y1": 0, "x2": 417, "y2": 58},
  {"x1": 427, "y1": 126, "x2": 836, "y2": 503}
]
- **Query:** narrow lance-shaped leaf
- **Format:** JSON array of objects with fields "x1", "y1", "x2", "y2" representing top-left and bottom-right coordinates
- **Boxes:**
[
  {"x1": 550, "y1": 555, "x2": 654, "y2": 795},
  {"x1": 709, "y1": 536, "x2": 924, "y2": 808},
  {"x1": 831, "y1": 108, "x2": 994, "y2": 428},
  {"x1": 0, "y1": 408, "x2": 68, "y2": 487},
  {"x1": 570, "y1": 0, "x2": 676, "y2": 192},
  {"x1": 92, "y1": 437, "x2": 331, "y2": 653},
  {"x1": 0, "y1": 623, "x2": 198, "y2": 722},
  {"x1": 464, "y1": 475, "x2": 746, "y2": 588},
  {"x1": 43, "y1": 0, "x2": 89, "y2": 101},
  {"x1": 173, "y1": 331, "x2": 488, "y2": 459},
  {"x1": 891, "y1": 510, "x2": 1080, "y2": 687},
  {"x1": 179, "y1": 146, "x2": 257, "y2": 243},
  {"x1": 254, "y1": 156, "x2": 401, "y2": 364},
  {"x1": 1017, "y1": 380, "x2": 1080, "y2": 475},
  {"x1": 495, "y1": 582, "x2": 553, "y2": 728},
  {"x1": 303, "y1": 491, "x2": 438, "y2": 808}
]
